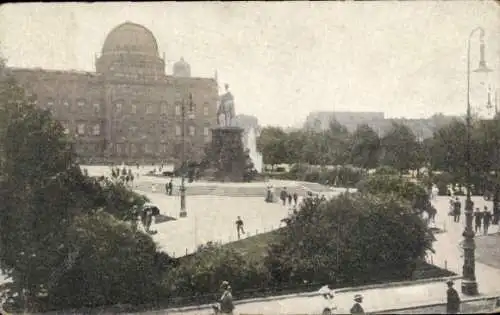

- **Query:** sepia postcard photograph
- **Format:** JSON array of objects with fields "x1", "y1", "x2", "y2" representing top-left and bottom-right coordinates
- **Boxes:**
[{"x1": 0, "y1": 1, "x2": 499, "y2": 314}]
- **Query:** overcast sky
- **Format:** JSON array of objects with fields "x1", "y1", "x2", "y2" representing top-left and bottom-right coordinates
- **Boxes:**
[{"x1": 1, "y1": 1, "x2": 499, "y2": 127}]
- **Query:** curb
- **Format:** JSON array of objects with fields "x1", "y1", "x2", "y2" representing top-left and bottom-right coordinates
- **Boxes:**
[
  {"x1": 165, "y1": 275, "x2": 463, "y2": 313},
  {"x1": 372, "y1": 293, "x2": 500, "y2": 314}
]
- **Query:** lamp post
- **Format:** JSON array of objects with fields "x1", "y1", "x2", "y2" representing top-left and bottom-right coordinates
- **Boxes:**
[
  {"x1": 179, "y1": 92, "x2": 194, "y2": 218},
  {"x1": 462, "y1": 26, "x2": 492, "y2": 296}
]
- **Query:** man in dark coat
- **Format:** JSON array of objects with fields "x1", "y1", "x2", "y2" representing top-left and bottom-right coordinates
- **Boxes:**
[
  {"x1": 350, "y1": 294, "x2": 365, "y2": 314},
  {"x1": 446, "y1": 280, "x2": 460, "y2": 314},
  {"x1": 453, "y1": 197, "x2": 461, "y2": 223},
  {"x1": 168, "y1": 179, "x2": 173, "y2": 196},
  {"x1": 280, "y1": 187, "x2": 288, "y2": 206}
]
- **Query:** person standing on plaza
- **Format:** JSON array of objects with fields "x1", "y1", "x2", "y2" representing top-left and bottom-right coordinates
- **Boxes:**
[
  {"x1": 453, "y1": 197, "x2": 461, "y2": 223},
  {"x1": 219, "y1": 281, "x2": 235, "y2": 314},
  {"x1": 168, "y1": 179, "x2": 173, "y2": 195},
  {"x1": 287, "y1": 192, "x2": 293, "y2": 206},
  {"x1": 280, "y1": 187, "x2": 288, "y2": 206},
  {"x1": 236, "y1": 216, "x2": 245, "y2": 240},
  {"x1": 474, "y1": 207, "x2": 483, "y2": 233},
  {"x1": 293, "y1": 192, "x2": 298, "y2": 206},
  {"x1": 350, "y1": 294, "x2": 365, "y2": 315},
  {"x1": 446, "y1": 280, "x2": 460, "y2": 314},
  {"x1": 483, "y1": 207, "x2": 492, "y2": 235}
]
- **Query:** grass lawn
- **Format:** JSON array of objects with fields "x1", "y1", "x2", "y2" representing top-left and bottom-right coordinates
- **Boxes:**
[{"x1": 222, "y1": 229, "x2": 282, "y2": 263}]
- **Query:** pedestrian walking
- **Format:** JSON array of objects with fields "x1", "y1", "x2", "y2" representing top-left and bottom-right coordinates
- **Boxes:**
[
  {"x1": 429, "y1": 205, "x2": 437, "y2": 223},
  {"x1": 446, "y1": 280, "x2": 460, "y2": 314},
  {"x1": 474, "y1": 207, "x2": 483, "y2": 233},
  {"x1": 453, "y1": 197, "x2": 461, "y2": 223},
  {"x1": 483, "y1": 208, "x2": 492, "y2": 235},
  {"x1": 280, "y1": 187, "x2": 288, "y2": 206},
  {"x1": 236, "y1": 216, "x2": 245, "y2": 240},
  {"x1": 350, "y1": 294, "x2": 365, "y2": 315},
  {"x1": 219, "y1": 281, "x2": 235, "y2": 314},
  {"x1": 287, "y1": 193, "x2": 293, "y2": 206},
  {"x1": 168, "y1": 179, "x2": 173, "y2": 196},
  {"x1": 293, "y1": 192, "x2": 298, "y2": 205}
]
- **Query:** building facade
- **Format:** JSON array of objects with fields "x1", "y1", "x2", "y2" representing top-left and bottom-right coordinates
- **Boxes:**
[{"x1": 6, "y1": 22, "x2": 218, "y2": 164}]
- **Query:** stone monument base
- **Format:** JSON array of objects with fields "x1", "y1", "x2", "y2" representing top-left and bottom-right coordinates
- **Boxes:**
[{"x1": 209, "y1": 126, "x2": 246, "y2": 182}]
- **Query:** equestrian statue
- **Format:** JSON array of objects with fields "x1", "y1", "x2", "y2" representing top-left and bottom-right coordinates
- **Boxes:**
[{"x1": 217, "y1": 84, "x2": 236, "y2": 127}]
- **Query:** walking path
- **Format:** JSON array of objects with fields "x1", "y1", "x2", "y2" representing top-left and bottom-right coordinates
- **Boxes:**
[{"x1": 161, "y1": 195, "x2": 500, "y2": 314}]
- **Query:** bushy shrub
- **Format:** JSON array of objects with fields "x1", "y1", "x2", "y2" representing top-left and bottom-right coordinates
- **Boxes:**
[
  {"x1": 164, "y1": 242, "x2": 269, "y2": 300},
  {"x1": 357, "y1": 174, "x2": 430, "y2": 211},
  {"x1": 46, "y1": 211, "x2": 166, "y2": 310},
  {"x1": 265, "y1": 193, "x2": 433, "y2": 287}
]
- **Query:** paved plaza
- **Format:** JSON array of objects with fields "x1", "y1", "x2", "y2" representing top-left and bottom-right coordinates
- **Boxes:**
[{"x1": 161, "y1": 195, "x2": 500, "y2": 315}]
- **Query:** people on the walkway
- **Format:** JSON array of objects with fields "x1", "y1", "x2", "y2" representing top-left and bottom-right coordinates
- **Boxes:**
[
  {"x1": 428, "y1": 205, "x2": 437, "y2": 223},
  {"x1": 474, "y1": 207, "x2": 483, "y2": 233},
  {"x1": 280, "y1": 187, "x2": 288, "y2": 206},
  {"x1": 446, "y1": 280, "x2": 460, "y2": 314},
  {"x1": 236, "y1": 216, "x2": 245, "y2": 240},
  {"x1": 265, "y1": 185, "x2": 274, "y2": 203},
  {"x1": 483, "y1": 207, "x2": 492, "y2": 235},
  {"x1": 168, "y1": 179, "x2": 173, "y2": 196},
  {"x1": 350, "y1": 294, "x2": 365, "y2": 315},
  {"x1": 287, "y1": 193, "x2": 293, "y2": 206},
  {"x1": 293, "y1": 192, "x2": 298, "y2": 205},
  {"x1": 219, "y1": 281, "x2": 235, "y2": 314},
  {"x1": 453, "y1": 197, "x2": 461, "y2": 223}
]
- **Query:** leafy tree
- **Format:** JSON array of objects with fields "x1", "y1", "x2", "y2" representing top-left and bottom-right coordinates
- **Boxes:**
[
  {"x1": 380, "y1": 122, "x2": 420, "y2": 175},
  {"x1": 284, "y1": 130, "x2": 307, "y2": 164},
  {"x1": 356, "y1": 173, "x2": 430, "y2": 211},
  {"x1": 0, "y1": 74, "x2": 153, "y2": 311},
  {"x1": 348, "y1": 124, "x2": 380, "y2": 169},
  {"x1": 265, "y1": 193, "x2": 433, "y2": 287},
  {"x1": 256, "y1": 126, "x2": 287, "y2": 168},
  {"x1": 45, "y1": 211, "x2": 164, "y2": 309},
  {"x1": 164, "y1": 242, "x2": 268, "y2": 299},
  {"x1": 429, "y1": 119, "x2": 467, "y2": 179}
]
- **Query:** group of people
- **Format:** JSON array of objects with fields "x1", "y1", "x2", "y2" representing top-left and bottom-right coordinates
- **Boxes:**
[
  {"x1": 474, "y1": 206, "x2": 493, "y2": 235},
  {"x1": 212, "y1": 278, "x2": 461, "y2": 315},
  {"x1": 449, "y1": 197, "x2": 494, "y2": 234},
  {"x1": 110, "y1": 166, "x2": 136, "y2": 186},
  {"x1": 279, "y1": 187, "x2": 299, "y2": 207}
]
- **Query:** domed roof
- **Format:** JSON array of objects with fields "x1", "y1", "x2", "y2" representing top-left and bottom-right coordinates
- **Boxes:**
[
  {"x1": 173, "y1": 57, "x2": 191, "y2": 77},
  {"x1": 101, "y1": 22, "x2": 159, "y2": 57}
]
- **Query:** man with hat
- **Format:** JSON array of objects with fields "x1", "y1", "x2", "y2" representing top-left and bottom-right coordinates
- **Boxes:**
[
  {"x1": 350, "y1": 294, "x2": 365, "y2": 314},
  {"x1": 446, "y1": 279, "x2": 460, "y2": 314},
  {"x1": 219, "y1": 281, "x2": 235, "y2": 314}
]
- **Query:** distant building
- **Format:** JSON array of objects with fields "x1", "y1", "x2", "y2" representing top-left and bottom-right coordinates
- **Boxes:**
[
  {"x1": 5, "y1": 21, "x2": 218, "y2": 164},
  {"x1": 303, "y1": 111, "x2": 458, "y2": 139}
]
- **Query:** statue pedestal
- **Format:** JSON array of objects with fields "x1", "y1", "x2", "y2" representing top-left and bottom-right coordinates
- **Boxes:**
[{"x1": 210, "y1": 126, "x2": 245, "y2": 182}]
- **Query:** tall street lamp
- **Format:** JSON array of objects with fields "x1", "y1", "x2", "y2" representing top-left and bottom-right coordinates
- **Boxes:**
[
  {"x1": 179, "y1": 92, "x2": 194, "y2": 218},
  {"x1": 462, "y1": 26, "x2": 492, "y2": 296}
]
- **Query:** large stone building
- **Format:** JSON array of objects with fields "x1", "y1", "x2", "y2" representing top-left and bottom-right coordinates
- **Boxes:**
[{"x1": 6, "y1": 22, "x2": 218, "y2": 164}]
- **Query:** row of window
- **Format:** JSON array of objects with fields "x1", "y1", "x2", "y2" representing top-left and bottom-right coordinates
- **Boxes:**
[
  {"x1": 43, "y1": 99, "x2": 211, "y2": 117},
  {"x1": 123, "y1": 125, "x2": 210, "y2": 137},
  {"x1": 61, "y1": 122, "x2": 101, "y2": 136},
  {"x1": 114, "y1": 102, "x2": 210, "y2": 116},
  {"x1": 63, "y1": 122, "x2": 211, "y2": 138}
]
